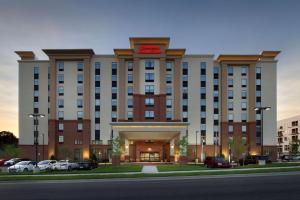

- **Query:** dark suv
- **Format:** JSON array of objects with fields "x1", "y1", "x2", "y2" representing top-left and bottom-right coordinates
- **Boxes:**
[
  {"x1": 239, "y1": 155, "x2": 272, "y2": 165},
  {"x1": 204, "y1": 156, "x2": 230, "y2": 168}
]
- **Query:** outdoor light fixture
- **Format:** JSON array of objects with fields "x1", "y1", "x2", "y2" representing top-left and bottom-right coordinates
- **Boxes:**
[
  {"x1": 253, "y1": 106, "x2": 271, "y2": 155},
  {"x1": 28, "y1": 113, "x2": 45, "y2": 167},
  {"x1": 171, "y1": 145, "x2": 174, "y2": 149}
]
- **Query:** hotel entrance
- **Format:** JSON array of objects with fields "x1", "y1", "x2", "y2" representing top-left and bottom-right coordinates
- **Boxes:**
[{"x1": 140, "y1": 152, "x2": 160, "y2": 162}]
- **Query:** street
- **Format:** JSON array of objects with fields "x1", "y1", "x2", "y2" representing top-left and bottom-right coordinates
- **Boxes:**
[{"x1": 1, "y1": 172, "x2": 300, "y2": 200}]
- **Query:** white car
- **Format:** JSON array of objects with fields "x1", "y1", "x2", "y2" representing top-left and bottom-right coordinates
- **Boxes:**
[
  {"x1": 4, "y1": 158, "x2": 21, "y2": 167},
  {"x1": 8, "y1": 161, "x2": 36, "y2": 173},
  {"x1": 37, "y1": 160, "x2": 57, "y2": 171},
  {"x1": 53, "y1": 160, "x2": 79, "y2": 171}
]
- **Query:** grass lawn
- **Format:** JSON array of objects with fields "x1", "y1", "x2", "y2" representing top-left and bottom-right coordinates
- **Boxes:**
[
  {"x1": 1, "y1": 166, "x2": 300, "y2": 181},
  {"x1": 158, "y1": 164, "x2": 206, "y2": 172},
  {"x1": 158, "y1": 162, "x2": 300, "y2": 172},
  {"x1": 0, "y1": 164, "x2": 142, "y2": 175}
]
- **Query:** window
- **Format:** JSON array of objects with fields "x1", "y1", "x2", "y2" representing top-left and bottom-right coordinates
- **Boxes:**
[
  {"x1": 95, "y1": 99, "x2": 100, "y2": 106},
  {"x1": 127, "y1": 111, "x2": 133, "y2": 119},
  {"x1": 166, "y1": 86, "x2": 172, "y2": 95},
  {"x1": 58, "y1": 86, "x2": 64, "y2": 96},
  {"x1": 34, "y1": 67, "x2": 39, "y2": 74},
  {"x1": 256, "y1": 67, "x2": 261, "y2": 74},
  {"x1": 127, "y1": 86, "x2": 133, "y2": 95},
  {"x1": 145, "y1": 111, "x2": 155, "y2": 119},
  {"x1": 95, "y1": 75, "x2": 100, "y2": 81},
  {"x1": 128, "y1": 98, "x2": 133, "y2": 108},
  {"x1": 166, "y1": 111, "x2": 172, "y2": 120},
  {"x1": 77, "y1": 111, "x2": 83, "y2": 119},
  {"x1": 33, "y1": 102, "x2": 39, "y2": 108},
  {"x1": 58, "y1": 111, "x2": 64, "y2": 120},
  {"x1": 228, "y1": 90, "x2": 233, "y2": 99},
  {"x1": 59, "y1": 135, "x2": 64, "y2": 143},
  {"x1": 77, "y1": 99, "x2": 83, "y2": 108},
  {"x1": 77, "y1": 123, "x2": 83, "y2": 131},
  {"x1": 58, "y1": 62, "x2": 64, "y2": 71},
  {"x1": 58, "y1": 99, "x2": 64, "y2": 108},
  {"x1": 145, "y1": 85, "x2": 155, "y2": 94},
  {"x1": 256, "y1": 79, "x2": 261, "y2": 85},
  {"x1": 95, "y1": 111, "x2": 100, "y2": 118},
  {"x1": 77, "y1": 62, "x2": 84, "y2": 71},
  {"x1": 166, "y1": 62, "x2": 173, "y2": 71},
  {"x1": 241, "y1": 113, "x2": 247, "y2": 122},
  {"x1": 95, "y1": 87, "x2": 100, "y2": 94},
  {"x1": 228, "y1": 79, "x2": 233, "y2": 87},
  {"x1": 95, "y1": 62, "x2": 101, "y2": 69},
  {"x1": 58, "y1": 123, "x2": 64, "y2": 131},
  {"x1": 241, "y1": 67, "x2": 247, "y2": 76},
  {"x1": 242, "y1": 125, "x2": 247, "y2": 133},
  {"x1": 165, "y1": 74, "x2": 172, "y2": 83},
  {"x1": 241, "y1": 90, "x2": 247, "y2": 99},
  {"x1": 34, "y1": 91, "x2": 39, "y2": 97},
  {"x1": 145, "y1": 73, "x2": 155, "y2": 82},
  {"x1": 228, "y1": 66, "x2": 234, "y2": 76},
  {"x1": 228, "y1": 102, "x2": 233, "y2": 111},
  {"x1": 34, "y1": 79, "x2": 39, "y2": 85},
  {"x1": 166, "y1": 99, "x2": 172, "y2": 108},
  {"x1": 77, "y1": 85, "x2": 83, "y2": 95},
  {"x1": 241, "y1": 102, "x2": 247, "y2": 111},
  {"x1": 228, "y1": 125, "x2": 233, "y2": 133},
  {"x1": 58, "y1": 74, "x2": 64, "y2": 83},
  {"x1": 182, "y1": 112, "x2": 188, "y2": 119},
  {"x1": 228, "y1": 113, "x2": 234, "y2": 122},
  {"x1": 95, "y1": 123, "x2": 100, "y2": 130},
  {"x1": 128, "y1": 74, "x2": 133, "y2": 83},
  {"x1": 77, "y1": 74, "x2": 83, "y2": 84},
  {"x1": 241, "y1": 79, "x2": 247, "y2": 87},
  {"x1": 183, "y1": 75, "x2": 188, "y2": 82},
  {"x1": 200, "y1": 62, "x2": 206, "y2": 69},
  {"x1": 111, "y1": 111, "x2": 117, "y2": 120},
  {"x1": 145, "y1": 98, "x2": 154, "y2": 106},
  {"x1": 145, "y1": 60, "x2": 154, "y2": 70},
  {"x1": 127, "y1": 62, "x2": 133, "y2": 71}
]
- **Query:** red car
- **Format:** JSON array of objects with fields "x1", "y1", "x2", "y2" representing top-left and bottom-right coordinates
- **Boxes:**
[
  {"x1": 0, "y1": 159, "x2": 8, "y2": 167},
  {"x1": 204, "y1": 157, "x2": 230, "y2": 168}
]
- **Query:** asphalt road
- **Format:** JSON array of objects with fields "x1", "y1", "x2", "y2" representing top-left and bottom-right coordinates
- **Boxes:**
[{"x1": 1, "y1": 172, "x2": 300, "y2": 200}]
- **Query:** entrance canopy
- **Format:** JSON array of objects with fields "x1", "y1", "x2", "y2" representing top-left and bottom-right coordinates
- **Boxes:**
[{"x1": 110, "y1": 122, "x2": 189, "y2": 140}]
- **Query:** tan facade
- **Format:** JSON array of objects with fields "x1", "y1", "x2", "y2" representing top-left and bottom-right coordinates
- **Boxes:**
[{"x1": 16, "y1": 37, "x2": 279, "y2": 162}]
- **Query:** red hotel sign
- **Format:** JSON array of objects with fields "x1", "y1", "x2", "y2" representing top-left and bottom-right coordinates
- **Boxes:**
[{"x1": 138, "y1": 45, "x2": 161, "y2": 54}]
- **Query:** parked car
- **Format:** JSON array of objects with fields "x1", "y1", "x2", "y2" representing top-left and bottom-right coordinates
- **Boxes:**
[
  {"x1": 8, "y1": 161, "x2": 36, "y2": 173},
  {"x1": 53, "y1": 160, "x2": 79, "y2": 171},
  {"x1": 239, "y1": 155, "x2": 272, "y2": 165},
  {"x1": 204, "y1": 156, "x2": 230, "y2": 168},
  {"x1": 77, "y1": 160, "x2": 98, "y2": 170},
  {"x1": 37, "y1": 160, "x2": 57, "y2": 171},
  {"x1": 0, "y1": 159, "x2": 8, "y2": 167},
  {"x1": 4, "y1": 158, "x2": 31, "y2": 167},
  {"x1": 281, "y1": 155, "x2": 300, "y2": 162}
]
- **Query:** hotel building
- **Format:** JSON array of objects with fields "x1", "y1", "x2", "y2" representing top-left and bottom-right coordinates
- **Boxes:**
[
  {"x1": 277, "y1": 115, "x2": 300, "y2": 155},
  {"x1": 16, "y1": 37, "x2": 279, "y2": 162}
]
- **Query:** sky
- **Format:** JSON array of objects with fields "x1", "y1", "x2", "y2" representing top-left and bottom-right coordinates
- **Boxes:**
[{"x1": 0, "y1": 0, "x2": 300, "y2": 137}]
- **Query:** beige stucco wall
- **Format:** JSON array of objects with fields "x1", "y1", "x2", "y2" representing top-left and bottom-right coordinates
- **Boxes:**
[{"x1": 19, "y1": 61, "x2": 49, "y2": 145}]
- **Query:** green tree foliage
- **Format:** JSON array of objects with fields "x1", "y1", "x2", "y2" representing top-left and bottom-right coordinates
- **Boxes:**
[
  {"x1": 289, "y1": 139, "x2": 300, "y2": 156},
  {"x1": 0, "y1": 144, "x2": 21, "y2": 158},
  {"x1": 59, "y1": 145, "x2": 72, "y2": 160},
  {"x1": 0, "y1": 131, "x2": 18, "y2": 150},
  {"x1": 230, "y1": 139, "x2": 247, "y2": 161},
  {"x1": 112, "y1": 136, "x2": 122, "y2": 156},
  {"x1": 177, "y1": 135, "x2": 188, "y2": 157}
]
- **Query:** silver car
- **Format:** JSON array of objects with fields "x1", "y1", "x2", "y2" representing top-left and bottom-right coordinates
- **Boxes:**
[
  {"x1": 37, "y1": 160, "x2": 57, "y2": 171},
  {"x1": 53, "y1": 160, "x2": 79, "y2": 171},
  {"x1": 8, "y1": 161, "x2": 36, "y2": 173}
]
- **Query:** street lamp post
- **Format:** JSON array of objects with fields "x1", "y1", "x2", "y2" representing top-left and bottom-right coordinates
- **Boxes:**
[
  {"x1": 195, "y1": 131, "x2": 199, "y2": 164},
  {"x1": 42, "y1": 133, "x2": 45, "y2": 161},
  {"x1": 201, "y1": 135, "x2": 205, "y2": 162},
  {"x1": 254, "y1": 106, "x2": 271, "y2": 155},
  {"x1": 28, "y1": 113, "x2": 45, "y2": 167}
]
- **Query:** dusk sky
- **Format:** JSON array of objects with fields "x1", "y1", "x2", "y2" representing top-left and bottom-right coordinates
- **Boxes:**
[{"x1": 1, "y1": 0, "x2": 300, "y2": 137}]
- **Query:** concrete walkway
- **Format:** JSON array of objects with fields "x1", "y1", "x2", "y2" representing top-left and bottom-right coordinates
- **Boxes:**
[{"x1": 141, "y1": 165, "x2": 158, "y2": 173}]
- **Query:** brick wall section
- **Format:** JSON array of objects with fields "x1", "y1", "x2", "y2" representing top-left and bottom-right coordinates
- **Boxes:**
[
  {"x1": 133, "y1": 94, "x2": 166, "y2": 121},
  {"x1": 19, "y1": 145, "x2": 48, "y2": 161}
]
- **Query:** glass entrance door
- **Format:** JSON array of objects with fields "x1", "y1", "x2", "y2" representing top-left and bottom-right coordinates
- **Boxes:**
[{"x1": 140, "y1": 152, "x2": 160, "y2": 162}]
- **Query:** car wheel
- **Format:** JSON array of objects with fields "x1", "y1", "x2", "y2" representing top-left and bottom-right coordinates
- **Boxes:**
[
  {"x1": 23, "y1": 168, "x2": 28, "y2": 172},
  {"x1": 68, "y1": 166, "x2": 71, "y2": 171}
]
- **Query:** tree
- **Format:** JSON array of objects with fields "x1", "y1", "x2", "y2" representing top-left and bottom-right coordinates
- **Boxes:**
[
  {"x1": 59, "y1": 145, "x2": 72, "y2": 160},
  {"x1": 112, "y1": 136, "x2": 122, "y2": 156},
  {"x1": 0, "y1": 131, "x2": 18, "y2": 150},
  {"x1": 177, "y1": 135, "x2": 188, "y2": 157},
  {"x1": 289, "y1": 139, "x2": 300, "y2": 156},
  {"x1": 0, "y1": 144, "x2": 21, "y2": 158},
  {"x1": 230, "y1": 139, "x2": 247, "y2": 162}
]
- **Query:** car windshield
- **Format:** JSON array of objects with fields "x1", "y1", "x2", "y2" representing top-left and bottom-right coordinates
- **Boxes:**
[
  {"x1": 59, "y1": 160, "x2": 67, "y2": 163},
  {"x1": 17, "y1": 161, "x2": 30, "y2": 165},
  {"x1": 38, "y1": 160, "x2": 50, "y2": 165}
]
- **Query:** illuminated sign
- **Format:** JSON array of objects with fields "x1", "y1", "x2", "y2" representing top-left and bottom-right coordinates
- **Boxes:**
[{"x1": 138, "y1": 45, "x2": 161, "y2": 54}]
